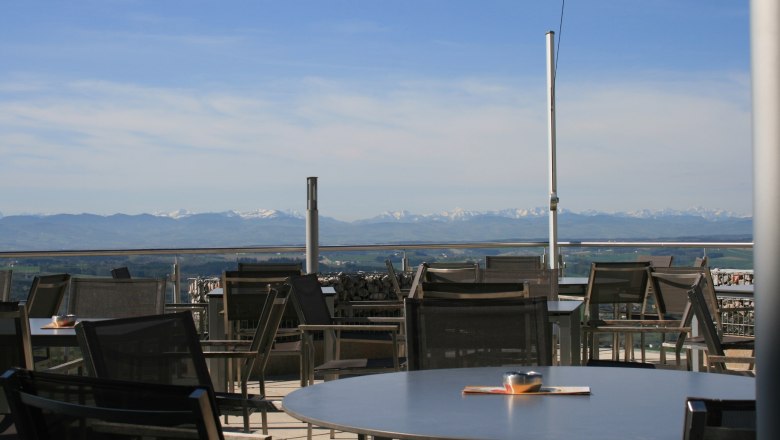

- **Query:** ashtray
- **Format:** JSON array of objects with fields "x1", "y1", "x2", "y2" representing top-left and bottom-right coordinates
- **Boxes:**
[
  {"x1": 503, "y1": 371, "x2": 543, "y2": 393},
  {"x1": 51, "y1": 314, "x2": 77, "y2": 327}
]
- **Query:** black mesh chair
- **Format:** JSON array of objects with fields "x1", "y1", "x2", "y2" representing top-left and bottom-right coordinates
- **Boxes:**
[
  {"x1": 1, "y1": 368, "x2": 224, "y2": 440},
  {"x1": 288, "y1": 274, "x2": 400, "y2": 385},
  {"x1": 0, "y1": 271, "x2": 11, "y2": 302},
  {"x1": 405, "y1": 296, "x2": 552, "y2": 370},
  {"x1": 0, "y1": 302, "x2": 33, "y2": 435},
  {"x1": 683, "y1": 398, "x2": 756, "y2": 440},
  {"x1": 110, "y1": 266, "x2": 132, "y2": 279},
  {"x1": 25, "y1": 274, "x2": 71, "y2": 318},
  {"x1": 67, "y1": 277, "x2": 167, "y2": 318},
  {"x1": 76, "y1": 311, "x2": 276, "y2": 433}
]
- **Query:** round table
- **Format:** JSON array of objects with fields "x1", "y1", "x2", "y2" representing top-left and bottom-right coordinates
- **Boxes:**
[{"x1": 282, "y1": 366, "x2": 755, "y2": 440}]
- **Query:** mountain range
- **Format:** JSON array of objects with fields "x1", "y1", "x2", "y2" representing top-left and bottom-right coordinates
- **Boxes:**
[{"x1": 0, "y1": 208, "x2": 753, "y2": 251}]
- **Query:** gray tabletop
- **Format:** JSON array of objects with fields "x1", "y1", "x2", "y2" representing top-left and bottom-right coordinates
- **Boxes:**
[{"x1": 282, "y1": 366, "x2": 755, "y2": 440}]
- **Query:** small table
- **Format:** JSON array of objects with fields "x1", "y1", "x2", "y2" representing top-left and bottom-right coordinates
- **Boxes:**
[
  {"x1": 548, "y1": 300, "x2": 582, "y2": 366},
  {"x1": 30, "y1": 318, "x2": 80, "y2": 347},
  {"x1": 283, "y1": 366, "x2": 755, "y2": 440}
]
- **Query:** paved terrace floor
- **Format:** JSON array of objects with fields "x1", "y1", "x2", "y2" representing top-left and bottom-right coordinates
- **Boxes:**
[{"x1": 222, "y1": 348, "x2": 755, "y2": 439}]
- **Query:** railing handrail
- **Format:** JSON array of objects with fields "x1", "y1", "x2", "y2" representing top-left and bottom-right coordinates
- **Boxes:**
[{"x1": 0, "y1": 240, "x2": 754, "y2": 259}]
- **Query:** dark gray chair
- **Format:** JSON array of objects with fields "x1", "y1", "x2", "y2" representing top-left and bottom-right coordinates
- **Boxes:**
[
  {"x1": 67, "y1": 277, "x2": 167, "y2": 318},
  {"x1": 110, "y1": 266, "x2": 132, "y2": 279},
  {"x1": 420, "y1": 282, "x2": 528, "y2": 299},
  {"x1": 1, "y1": 368, "x2": 225, "y2": 440},
  {"x1": 288, "y1": 274, "x2": 400, "y2": 385},
  {"x1": 424, "y1": 262, "x2": 480, "y2": 283},
  {"x1": 683, "y1": 398, "x2": 756, "y2": 440},
  {"x1": 76, "y1": 311, "x2": 276, "y2": 433},
  {"x1": 405, "y1": 296, "x2": 552, "y2": 370}
]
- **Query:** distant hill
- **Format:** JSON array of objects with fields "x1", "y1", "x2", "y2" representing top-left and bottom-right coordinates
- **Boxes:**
[{"x1": 0, "y1": 208, "x2": 753, "y2": 251}]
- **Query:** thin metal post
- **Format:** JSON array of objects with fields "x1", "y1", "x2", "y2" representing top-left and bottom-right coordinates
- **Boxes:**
[
  {"x1": 172, "y1": 257, "x2": 180, "y2": 303},
  {"x1": 751, "y1": 1, "x2": 780, "y2": 438},
  {"x1": 546, "y1": 31, "x2": 560, "y2": 274},
  {"x1": 306, "y1": 177, "x2": 319, "y2": 274}
]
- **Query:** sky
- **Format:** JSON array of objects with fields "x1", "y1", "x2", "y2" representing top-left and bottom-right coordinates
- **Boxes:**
[{"x1": 0, "y1": 1, "x2": 752, "y2": 221}]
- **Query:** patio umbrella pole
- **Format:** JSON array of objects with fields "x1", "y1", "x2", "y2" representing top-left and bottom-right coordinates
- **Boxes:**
[
  {"x1": 306, "y1": 177, "x2": 319, "y2": 274},
  {"x1": 546, "y1": 31, "x2": 560, "y2": 275}
]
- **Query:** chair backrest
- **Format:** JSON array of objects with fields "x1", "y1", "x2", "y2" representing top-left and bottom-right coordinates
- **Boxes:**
[
  {"x1": 76, "y1": 311, "x2": 214, "y2": 390},
  {"x1": 583, "y1": 262, "x2": 651, "y2": 321},
  {"x1": 424, "y1": 262, "x2": 480, "y2": 283},
  {"x1": 237, "y1": 262, "x2": 303, "y2": 276},
  {"x1": 25, "y1": 273, "x2": 71, "y2": 318},
  {"x1": 485, "y1": 255, "x2": 542, "y2": 270},
  {"x1": 110, "y1": 266, "x2": 132, "y2": 279},
  {"x1": 693, "y1": 256, "x2": 709, "y2": 268},
  {"x1": 67, "y1": 277, "x2": 167, "y2": 318},
  {"x1": 683, "y1": 398, "x2": 756, "y2": 440},
  {"x1": 482, "y1": 267, "x2": 558, "y2": 300},
  {"x1": 405, "y1": 296, "x2": 551, "y2": 370},
  {"x1": 1, "y1": 368, "x2": 224, "y2": 440},
  {"x1": 221, "y1": 271, "x2": 282, "y2": 336},
  {"x1": 637, "y1": 255, "x2": 674, "y2": 267},
  {"x1": 0, "y1": 270, "x2": 11, "y2": 302},
  {"x1": 651, "y1": 267, "x2": 721, "y2": 331},
  {"x1": 420, "y1": 282, "x2": 527, "y2": 299},
  {"x1": 288, "y1": 274, "x2": 332, "y2": 326},
  {"x1": 407, "y1": 264, "x2": 428, "y2": 299},
  {"x1": 648, "y1": 271, "x2": 702, "y2": 319},
  {"x1": 240, "y1": 291, "x2": 287, "y2": 382},
  {"x1": 385, "y1": 259, "x2": 404, "y2": 301}
]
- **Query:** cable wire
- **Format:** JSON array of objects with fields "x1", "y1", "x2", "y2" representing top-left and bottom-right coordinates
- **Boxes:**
[{"x1": 555, "y1": 0, "x2": 566, "y2": 78}]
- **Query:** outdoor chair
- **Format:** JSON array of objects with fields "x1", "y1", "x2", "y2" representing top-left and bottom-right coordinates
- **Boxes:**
[
  {"x1": 237, "y1": 262, "x2": 303, "y2": 275},
  {"x1": 686, "y1": 286, "x2": 755, "y2": 375},
  {"x1": 201, "y1": 290, "x2": 289, "y2": 435},
  {"x1": 287, "y1": 274, "x2": 401, "y2": 385},
  {"x1": 110, "y1": 266, "x2": 132, "y2": 279},
  {"x1": 76, "y1": 311, "x2": 276, "y2": 433},
  {"x1": 581, "y1": 262, "x2": 652, "y2": 363},
  {"x1": 693, "y1": 256, "x2": 709, "y2": 267},
  {"x1": 405, "y1": 296, "x2": 552, "y2": 370},
  {"x1": 1, "y1": 368, "x2": 225, "y2": 440},
  {"x1": 485, "y1": 255, "x2": 542, "y2": 270},
  {"x1": 0, "y1": 301, "x2": 33, "y2": 436},
  {"x1": 683, "y1": 398, "x2": 756, "y2": 440},
  {"x1": 637, "y1": 255, "x2": 674, "y2": 267},
  {"x1": 424, "y1": 262, "x2": 481, "y2": 283},
  {"x1": 24, "y1": 274, "x2": 70, "y2": 318},
  {"x1": 67, "y1": 277, "x2": 167, "y2": 318},
  {"x1": 420, "y1": 281, "x2": 528, "y2": 299},
  {"x1": 0, "y1": 271, "x2": 11, "y2": 302}
]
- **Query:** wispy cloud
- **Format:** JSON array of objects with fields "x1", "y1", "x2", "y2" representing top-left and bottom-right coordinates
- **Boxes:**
[{"x1": 0, "y1": 69, "x2": 751, "y2": 219}]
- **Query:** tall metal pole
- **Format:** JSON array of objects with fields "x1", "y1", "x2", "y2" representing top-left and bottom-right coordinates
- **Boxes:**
[
  {"x1": 306, "y1": 177, "x2": 319, "y2": 274},
  {"x1": 751, "y1": 1, "x2": 780, "y2": 437},
  {"x1": 546, "y1": 31, "x2": 560, "y2": 274}
]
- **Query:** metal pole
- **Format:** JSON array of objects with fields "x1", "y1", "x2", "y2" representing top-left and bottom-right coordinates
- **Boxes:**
[
  {"x1": 306, "y1": 177, "x2": 319, "y2": 274},
  {"x1": 751, "y1": 1, "x2": 780, "y2": 437},
  {"x1": 546, "y1": 31, "x2": 560, "y2": 274}
]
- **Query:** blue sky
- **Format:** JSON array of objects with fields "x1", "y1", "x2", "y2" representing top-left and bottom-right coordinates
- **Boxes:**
[{"x1": 0, "y1": 1, "x2": 752, "y2": 221}]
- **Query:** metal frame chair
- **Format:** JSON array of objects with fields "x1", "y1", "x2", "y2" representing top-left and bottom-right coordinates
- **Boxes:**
[
  {"x1": 683, "y1": 398, "x2": 756, "y2": 440},
  {"x1": 76, "y1": 311, "x2": 276, "y2": 433},
  {"x1": 405, "y1": 296, "x2": 552, "y2": 370},
  {"x1": 0, "y1": 301, "x2": 33, "y2": 435},
  {"x1": 288, "y1": 274, "x2": 400, "y2": 385},
  {"x1": 1, "y1": 367, "x2": 225, "y2": 440}
]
